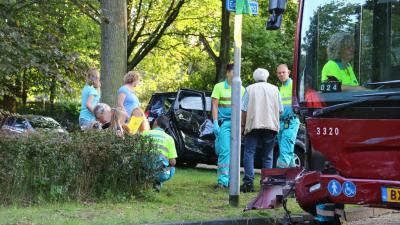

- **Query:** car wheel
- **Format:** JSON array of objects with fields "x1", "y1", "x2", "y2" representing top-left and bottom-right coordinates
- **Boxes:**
[{"x1": 294, "y1": 147, "x2": 305, "y2": 167}]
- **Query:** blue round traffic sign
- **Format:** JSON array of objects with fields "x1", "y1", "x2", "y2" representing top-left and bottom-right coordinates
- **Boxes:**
[
  {"x1": 342, "y1": 181, "x2": 357, "y2": 198},
  {"x1": 328, "y1": 179, "x2": 342, "y2": 197}
]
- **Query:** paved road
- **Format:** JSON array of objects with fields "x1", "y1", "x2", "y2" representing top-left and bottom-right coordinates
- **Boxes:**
[{"x1": 344, "y1": 212, "x2": 400, "y2": 225}]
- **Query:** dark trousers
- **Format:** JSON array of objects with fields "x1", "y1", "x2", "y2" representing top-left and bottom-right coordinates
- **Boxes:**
[{"x1": 243, "y1": 129, "x2": 277, "y2": 186}]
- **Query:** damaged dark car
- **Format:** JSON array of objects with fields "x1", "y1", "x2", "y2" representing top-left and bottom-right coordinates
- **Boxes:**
[
  {"x1": 145, "y1": 89, "x2": 305, "y2": 168},
  {"x1": 1, "y1": 115, "x2": 67, "y2": 134}
]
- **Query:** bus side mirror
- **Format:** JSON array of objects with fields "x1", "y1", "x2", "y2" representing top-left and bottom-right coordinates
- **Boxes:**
[{"x1": 266, "y1": 0, "x2": 287, "y2": 30}]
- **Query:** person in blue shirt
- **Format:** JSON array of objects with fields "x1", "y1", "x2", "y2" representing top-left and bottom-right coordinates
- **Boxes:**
[
  {"x1": 117, "y1": 71, "x2": 141, "y2": 118},
  {"x1": 79, "y1": 68, "x2": 101, "y2": 130}
]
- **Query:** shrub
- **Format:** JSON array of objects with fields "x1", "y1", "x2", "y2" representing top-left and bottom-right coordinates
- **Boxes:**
[{"x1": 0, "y1": 130, "x2": 160, "y2": 205}]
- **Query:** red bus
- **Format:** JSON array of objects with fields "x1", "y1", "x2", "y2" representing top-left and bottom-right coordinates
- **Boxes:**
[{"x1": 292, "y1": 0, "x2": 400, "y2": 216}]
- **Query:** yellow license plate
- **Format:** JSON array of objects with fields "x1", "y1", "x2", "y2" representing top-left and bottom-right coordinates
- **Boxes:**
[{"x1": 382, "y1": 187, "x2": 400, "y2": 203}]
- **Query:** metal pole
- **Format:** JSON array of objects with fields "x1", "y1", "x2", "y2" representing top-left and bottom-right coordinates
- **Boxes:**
[{"x1": 229, "y1": 14, "x2": 243, "y2": 207}]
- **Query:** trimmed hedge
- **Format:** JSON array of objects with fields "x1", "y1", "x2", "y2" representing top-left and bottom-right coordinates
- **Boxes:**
[{"x1": 0, "y1": 131, "x2": 159, "y2": 205}]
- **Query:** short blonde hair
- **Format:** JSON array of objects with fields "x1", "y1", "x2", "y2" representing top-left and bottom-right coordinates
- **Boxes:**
[
  {"x1": 327, "y1": 32, "x2": 354, "y2": 60},
  {"x1": 86, "y1": 68, "x2": 100, "y2": 86},
  {"x1": 123, "y1": 71, "x2": 140, "y2": 84}
]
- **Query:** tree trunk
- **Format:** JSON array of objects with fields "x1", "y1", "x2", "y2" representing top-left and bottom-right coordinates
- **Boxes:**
[
  {"x1": 22, "y1": 69, "x2": 27, "y2": 107},
  {"x1": 2, "y1": 95, "x2": 17, "y2": 113},
  {"x1": 100, "y1": 0, "x2": 127, "y2": 106},
  {"x1": 216, "y1": 0, "x2": 230, "y2": 83}
]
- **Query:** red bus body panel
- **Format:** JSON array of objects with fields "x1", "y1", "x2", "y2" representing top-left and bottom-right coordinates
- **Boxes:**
[
  {"x1": 295, "y1": 118, "x2": 400, "y2": 210},
  {"x1": 296, "y1": 172, "x2": 400, "y2": 210},
  {"x1": 306, "y1": 118, "x2": 400, "y2": 180}
]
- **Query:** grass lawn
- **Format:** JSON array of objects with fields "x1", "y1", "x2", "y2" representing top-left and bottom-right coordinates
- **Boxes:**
[{"x1": 0, "y1": 167, "x2": 303, "y2": 225}]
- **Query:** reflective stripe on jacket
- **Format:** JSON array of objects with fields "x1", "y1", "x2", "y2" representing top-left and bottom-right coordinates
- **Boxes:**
[
  {"x1": 279, "y1": 78, "x2": 295, "y2": 119},
  {"x1": 211, "y1": 80, "x2": 245, "y2": 120},
  {"x1": 280, "y1": 78, "x2": 292, "y2": 107},
  {"x1": 142, "y1": 128, "x2": 177, "y2": 159}
]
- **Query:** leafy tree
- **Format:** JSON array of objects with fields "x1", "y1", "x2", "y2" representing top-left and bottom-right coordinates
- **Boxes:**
[
  {"x1": 240, "y1": 1, "x2": 298, "y2": 87},
  {"x1": 134, "y1": 0, "x2": 299, "y2": 104},
  {"x1": 122, "y1": 0, "x2": 220, "y2": 103},
  {"x1": 127, "y1": 0, "x2": 187, "y2": 70},
  {"x1": 0, "y1": 1, "x2": 99, "y2": 112},
  {"x1": 73, "y1": 0, "x2": 188, "y2": 105},
  {"x1": 198, "y1": 0, "x2": 230, "y2": 83},
  {"x1": 0, "y1": 0, "x2": 301, "y2": 114}
]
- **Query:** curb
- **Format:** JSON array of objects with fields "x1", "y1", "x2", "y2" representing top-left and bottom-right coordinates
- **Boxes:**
[
  {"x1": 137, "y1": 207, "x2": 397, "y2": 225},
  {"x1": 140, "y1": 217, "x2": 276, "y2": 225}
]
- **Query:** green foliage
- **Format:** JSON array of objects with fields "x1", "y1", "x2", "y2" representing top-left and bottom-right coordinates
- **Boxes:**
[
  {"x1": 0, "y1": 131, "x2": 159, "y2": 205},
  {"x1": 0, "y1": 1, "x2": 100, "y2": 108},
  {"x1": 136, "y1": 47, "x2": 215, "y2": 105},
  {"x1": 17, "y1": 101, "x2": 81, "y2": 131},
  {"x1": 183, "y1": 56, "x2": 217, "y2": 91},
  {"x1": 303, "y1": 1, "x2": 357, "y2": 48},
  {"x1": 0, "y1": 0, "x2": 300, "y2": 111},
  {"x1": 241, "y1": 1, "x2": 298, "y2": 87},
  {"x1": 133, "y1": 0, "x2": 221, "y2": 101},
  {"x1": 135, "y1": 0, "x2": 299, "y2": 96},
  {"x1": 127, "y1": 0, "x2": 188, "y2": 69}
]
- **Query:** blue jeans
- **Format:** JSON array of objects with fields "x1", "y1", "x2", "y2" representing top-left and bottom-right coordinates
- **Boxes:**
[
  {"x1": 243, "y1": 129, "x2": 277, "y2": 186},
  {"x1": 157, "y1": 155, "x2": 175, "y2": 186},
  {"x1": 79, "y1": 117, "x2": 95, "y2": 130},
  {"x1": 158, "y1": 167, "x2": 175, "y2": 184}
]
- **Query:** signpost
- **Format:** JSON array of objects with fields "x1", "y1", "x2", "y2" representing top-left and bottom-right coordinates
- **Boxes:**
[
  {"x1": 225, "y1": 0, "x2": 288, "y2": 209},
  {"x1": 228, "y1": 0, "x2": 253, "y2": 208}
]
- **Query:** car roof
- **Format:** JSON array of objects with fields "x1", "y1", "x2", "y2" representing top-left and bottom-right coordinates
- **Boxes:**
[
  {"x1": 152, "y1": 89, "x2": 212, "y2": 97},
  {"x1": 6, "y1": 115, "x2": 61, "y2": 128}
]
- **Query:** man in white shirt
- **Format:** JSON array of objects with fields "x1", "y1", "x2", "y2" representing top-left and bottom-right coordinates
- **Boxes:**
[{"x1": 240, "y1": 68, "x2": 283, "y2": 192}]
